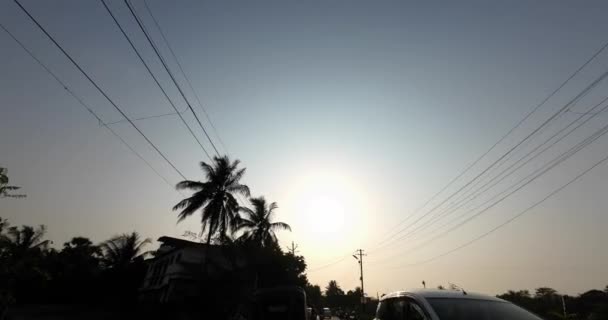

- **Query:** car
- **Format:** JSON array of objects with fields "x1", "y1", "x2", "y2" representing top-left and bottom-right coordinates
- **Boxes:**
[
  {"x1": 323, "y1": 307, "x2": 332, "y2": 319},
  {"x1": 375, "y1": 289, "x2": 542, "y2": 320}
]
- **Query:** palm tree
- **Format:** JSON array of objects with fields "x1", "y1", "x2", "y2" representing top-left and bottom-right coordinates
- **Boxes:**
[
  {"x1": 173, "y1": 156, "x2": 250, "y2": 245},
  {"x1": 100, "y1": 232, "x2": 150, "y2": 269},
  {"x1": 0, "y1": 225, "x2": 50, "y2": 259},
  {"x1": 237, "y1": 197, "x2": 291, "y2": 248},
  {"x1": 0, "y1": 218, "x2": 8, "y2": 235},
  {"x1": 0, "y1": 168, "x2": 25, "y2": 198}
]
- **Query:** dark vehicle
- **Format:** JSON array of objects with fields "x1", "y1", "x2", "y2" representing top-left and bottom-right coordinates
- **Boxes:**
[
  {"x1": 375, "y1": 289, "x2": 542, "y2": 320},
  {"x1": 253, "y1": 286, "x2": 307, "y2": 320}
]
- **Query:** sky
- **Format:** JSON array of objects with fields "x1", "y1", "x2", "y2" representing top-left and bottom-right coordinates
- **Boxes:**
[{"x1": 1, "y1": 0, "x2": 608, "y2": 296}]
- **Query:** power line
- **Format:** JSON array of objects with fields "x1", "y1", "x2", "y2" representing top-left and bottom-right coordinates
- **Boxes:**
[
  {"x1": 368, "y1": 99, "x2": 608, "y2": 265},
  {"x1": 103, "y1": 107, "x2": 186, "y2": 126},
  {"x1": 13, "y1": 0, "x2": 187, "y2": 180},
  {"x1": 141, "y1": 0, "x2": 228, "y2": 153},
  {"x1": 100, "y1": 0, "x2": 212, "y2": 160},
  {"x1": 307, "y1": 255, "x2": 350, "y2": 273},
  {"x1": 434, "y1": 87, "x2": 594, "y2": 218},
  {"x1": 388, "y1": 142, "x2": 608, "y2": 269},
  {"x1": 371, "y1": 67, "x2": 608, "y2": 254},
  {"x1": 0, "y1": 22, "x2": 178, "y2": 192},
  {"x1": 373, "y1": 38, "x2": 608, "y2": 249},
  {"x1": 123, "y1": 0, "x2": 221, "y2": 158},
  {"x1": 388, "y1": 95, "x2": 608, "y2": 247},
  {"x1": 390, "y1": 117, "x2": 608, "y2": 260}
]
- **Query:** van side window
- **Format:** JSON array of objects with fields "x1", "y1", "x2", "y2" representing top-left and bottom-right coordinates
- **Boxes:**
[
  {"x1": 407, "y1": 301, "x2": 427, "y2": 320},
  {"x1": 376, "y1": 299, "x2": 408, "y2": 320},
  {"x1": 376, "y1": 301, "x2": 388, "y2": 320},
  {"x1": 390, "y1": 299, "x2": 407, "y2": 320}
]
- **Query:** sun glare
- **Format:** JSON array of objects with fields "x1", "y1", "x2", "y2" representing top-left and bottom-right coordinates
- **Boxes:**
[
  {"x1": 302, "y1": 195, "x2": 346, "y2": 234},
  {"x1": 288, "y1": 171, "x2": 367, "y2": 249}
]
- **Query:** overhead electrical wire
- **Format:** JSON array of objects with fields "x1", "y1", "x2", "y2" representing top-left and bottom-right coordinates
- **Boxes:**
[
  {"x1": 103, "y1": 107, "x2": 187, "y2": 126},
  {"x1": 128, "y1": 0, "x2": 249, "y2": 206},
  {"x1": 368, "y1": 96, "x2": 608, "y2": 265},
  {"x1": 141, "y1": 0, "x2": 228, "y2": 154},
  {"x1": 100, "y1": 0, "x2": 212, "y2": 160},
  {"x1": 388, "y1": 95, "x2": 608, "y2": 247},
  {"x1": 370, "y1": 66, "x2": 608, "y2": 254},
  {"x1": 386, "y1": 135, "x2": 608, "y2": 269},
  {"x1": 123, "y1": 0, "x2": 221, "y2": 158},
  {"x1": 307, "y1": 255, "x2": 350, "y2": 273},
  {"x1": 373, "y1": 38, "x2": 608, "y2": 249},
  {"x1": 0, "y1": 22, "x2": 178, "y2": 192},
  {"x1": 13, "y1": 0, "x2": 187, "y2": 180},
  {"x1": 394, "y1": 115, "x2": 608, "y2": 260}
]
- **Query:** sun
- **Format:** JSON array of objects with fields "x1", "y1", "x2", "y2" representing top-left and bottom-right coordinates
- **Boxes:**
[
  {"x1": 302, "y1": 194, "x2": 346, "y2": 235},
  {"x1": 288, "y1": 171, "x2": 365, "y2": 246}
]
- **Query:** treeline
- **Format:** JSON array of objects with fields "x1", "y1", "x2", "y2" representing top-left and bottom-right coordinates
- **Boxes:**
[
  {"x1": 303, "y1": 280, "x2": 373, "y2": 316},
  {"x1": 498, "y1": 287, "x2": 608, "y2": 320},
  {"x1": 0, "y1": 216, "x2": 312, "y2": 318},
  {"x1": 0, "y1": 217, "x2": 149, "y2": 307},
  {"x1": 0, "y1": 157, "x2": 313, "y2": 319}
]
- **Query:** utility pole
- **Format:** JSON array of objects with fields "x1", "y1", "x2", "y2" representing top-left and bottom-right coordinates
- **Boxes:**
[
  {"x1": 353, "y1": 249, "x2": 366, "y2": 313},
  {"x1": 287, "y1": 241, "x2": 299, "y2": 255}
]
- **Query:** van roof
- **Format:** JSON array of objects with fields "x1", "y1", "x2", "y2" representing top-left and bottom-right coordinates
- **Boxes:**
[{"x1": 380, "y1": 289, "x2": 504, "y2": 302}]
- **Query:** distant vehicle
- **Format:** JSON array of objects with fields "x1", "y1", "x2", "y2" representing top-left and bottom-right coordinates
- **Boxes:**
[
  {"x1": 348, "y1": 310, "x2": 357, "y2": 320},
  {"x1": 323, "y1": 307, "x2": 332, "y2": 319},
  {"x1": 252, "y1": 286, "x2": 307, "y2": 320},
  {"x1": 375, "y1": 289, "x2": 542, "y2": 320}
]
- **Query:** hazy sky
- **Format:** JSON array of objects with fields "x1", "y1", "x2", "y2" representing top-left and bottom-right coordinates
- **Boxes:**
[{"x1": 2, "y1": 0, "x2": 608, "y2": 296}]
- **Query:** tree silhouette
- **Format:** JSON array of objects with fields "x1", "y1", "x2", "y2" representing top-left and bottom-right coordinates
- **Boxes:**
[
  {"x1": 326, "y1": 280, "x2": 344, "y2": 296},
  {"x1": 0, "y1": 218, "x2": 8, "y2": 234},
  {"x1": 100, "y1": 232, "x2": 150, "y2": 270},
  {"x1": 305, "y1": 284, "x2": 323, "y2": 308},
  {"x1": 0, "y1": 224, "x2": 50, "y2": 304},
  {"x1": 173, "y1": 156, "x2": 250, "y2": 244},
  {"x1": 0, "y1": 225, "x2": 49, "y2": 259},
  {"x1": 535, "y1": 287, "x2": 558, "y2": 299},
  {"x1": 0, "y1": 168, "x2": 25, "y2": 198},
  {"x1": 237, "y1": 196, "x2": 291, "y2": 248}
]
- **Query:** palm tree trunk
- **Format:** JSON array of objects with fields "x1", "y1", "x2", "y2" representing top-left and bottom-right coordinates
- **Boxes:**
[{"x1": 203, "y1": 231, "x2": 212, "y2": 276}]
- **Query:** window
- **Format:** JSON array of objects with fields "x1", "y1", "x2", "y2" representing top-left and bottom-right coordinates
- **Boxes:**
[
  {"x1": 427, "y1": 298, "x2": 542, "y2": 320},
  {"x1": 407, "y1": 302, "x2": 427, "y2": 320},
  {"x1": 389, "y1": 299, "x2": 406, "y2": 320},
  {"x1": 376, "y1": 300, "x2": 389, "y2": 320},
  {"x1": 376, "y1": 298, "x2": 428, "y2": 320}
]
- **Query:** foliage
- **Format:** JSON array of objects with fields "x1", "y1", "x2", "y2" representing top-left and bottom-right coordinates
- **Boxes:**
[
  {"x1": 305, "y1": 284, "x2": 323, "y2": 308},
  {"x1": 326, "y1": 280, "x2": 345, "y2": 296},
  {"x1": 498, "y1": 287, "x2": 608, "y2": 320},
  {"x1": 100, "y1": 232, "x2": 151, "y2": 270},
  {"x1": 0, "y1": 218, "x2": 150, "y2": 306},
  {"x1": 321, "y1": 280, "x2": 367, "y2": 310},
  {"x1": 173, "y1": 156, "x2": 250, "y2": 244},
  {"x1": 237, "y1": 196, "x2": 291, "y2": 248},
  {"x1": 0, "y1": 167, "x2": 25, "y2": 198}
]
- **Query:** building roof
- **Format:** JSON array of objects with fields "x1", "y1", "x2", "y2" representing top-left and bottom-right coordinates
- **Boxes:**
[
  {"x1": 381, "y1": 289, "x2": 504, "y2": 302},
  {"x1": 157, "y1": 236, "x2": 212, "y2": 248}
]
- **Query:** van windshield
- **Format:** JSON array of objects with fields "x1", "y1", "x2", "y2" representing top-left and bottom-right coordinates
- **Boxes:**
[{"x1": 427, "y1": 298, "x2": 542, "y2": 320}]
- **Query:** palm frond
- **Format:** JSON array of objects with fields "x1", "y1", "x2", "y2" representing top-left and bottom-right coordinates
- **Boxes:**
[
  {"x1": 270, "y1": 222, "x2": 292, "y2": 232},
  {"x1": 228, "y1": 184, "x2": 250, "y2": 197},
  {"x1": 200, "y1": 161, "x2": 216, "y2": 180},
  {"x1": 175, "y1": 180, "x2": 206, "y2": 191}
]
